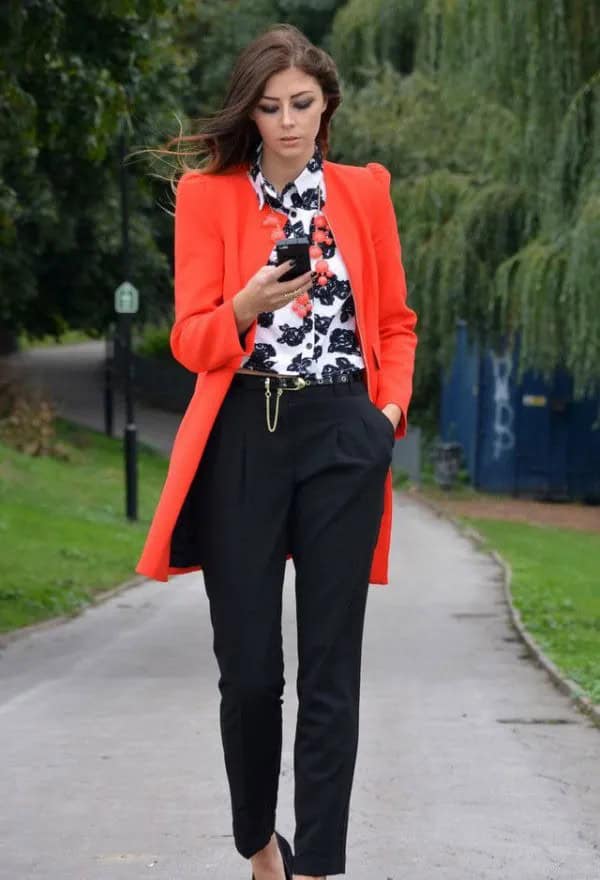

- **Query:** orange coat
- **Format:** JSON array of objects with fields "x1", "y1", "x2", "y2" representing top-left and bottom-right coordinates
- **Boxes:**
[{"x1": 135, "y1": 157, "x2": 418, "y2": 585}]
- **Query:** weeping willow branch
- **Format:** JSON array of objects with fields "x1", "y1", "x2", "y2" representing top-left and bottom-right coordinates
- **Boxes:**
[{"x1": 330, "y1": 0, "x2": 600, "y2": 412}]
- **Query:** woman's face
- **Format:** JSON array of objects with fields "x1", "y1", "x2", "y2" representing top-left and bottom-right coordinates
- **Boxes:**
[{"x1": 250, "y1": 66, "x2": 328, "y2": 163}]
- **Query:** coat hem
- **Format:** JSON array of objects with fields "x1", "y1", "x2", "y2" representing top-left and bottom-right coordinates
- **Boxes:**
[{"x1": 135, "y1": 557, "x2": 389, "y2": 586}]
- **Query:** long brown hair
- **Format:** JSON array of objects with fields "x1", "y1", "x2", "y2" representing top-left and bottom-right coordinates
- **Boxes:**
[{"x1": 135, "y1": 23, "x2": 342, "y2": 187}]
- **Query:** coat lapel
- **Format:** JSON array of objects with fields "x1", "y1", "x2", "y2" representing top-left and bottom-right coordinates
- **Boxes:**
[
  {"x1": 321, "y1": 160, "x2": 365, "y2": 314},
  {"x1": 234, "y1": 170, "x2": 277, "y2": 296},
  {"x1": 321, "y1": 160, "x2": 369, "y2": 372}
]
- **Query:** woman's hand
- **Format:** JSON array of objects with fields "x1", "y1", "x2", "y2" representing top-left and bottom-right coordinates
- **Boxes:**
[
  {"x1": 381, "y1": 402, "x2": 402, "y2": 432},
  {"x1": 233, "y1": 260, "x2": 313, "y2": 331}
]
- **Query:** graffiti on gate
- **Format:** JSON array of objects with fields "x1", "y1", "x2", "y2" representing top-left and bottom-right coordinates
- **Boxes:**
[{"x1": 490, "y1": 353, "x2": 515, "y2": 460}]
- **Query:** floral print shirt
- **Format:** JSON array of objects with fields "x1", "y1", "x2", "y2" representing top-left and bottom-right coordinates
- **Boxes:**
[{"x1": 239, "y1": 140, "x2": 365, "y2": 379}]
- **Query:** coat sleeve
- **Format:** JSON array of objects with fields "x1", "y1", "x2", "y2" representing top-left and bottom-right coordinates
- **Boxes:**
[
  {"x1": 169, "y1": 171, "x2": 258, "y2": 373},
  {"x1": 365, "y1": 162, "x2": 418, "y2": 439}
]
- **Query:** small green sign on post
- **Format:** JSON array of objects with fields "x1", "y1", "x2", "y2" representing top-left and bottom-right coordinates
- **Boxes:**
[
  {"x1": 113, "y1": 277, "x2": 139, "y2": 520},
  {"x1": 114, "y1": 281, "x2": 139, "y2": 315}
]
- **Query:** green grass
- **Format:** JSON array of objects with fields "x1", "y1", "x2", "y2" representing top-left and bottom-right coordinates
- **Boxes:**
[
  {"x1": 17, "y1": 329, "x2": 99, "y2": 350},
  {"x1": 461, "y1": 517, "x2": 600, "y2": 705},
  {"x1": 0, "y1": 418, "x2": 168, "y2": 633}
]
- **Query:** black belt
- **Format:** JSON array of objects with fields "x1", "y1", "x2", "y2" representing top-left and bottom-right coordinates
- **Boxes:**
[{"x1": 231, "y1": 369, "x2": 366, "y2": 391}]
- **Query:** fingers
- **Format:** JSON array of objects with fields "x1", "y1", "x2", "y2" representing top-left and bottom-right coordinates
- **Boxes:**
[
  {"x1": 257, "y1": 260, "x2": 315, "y2": 312},
  {"x1": 271, "y1": 260, "x2": 313, "y2": 288},
  {"x1": 276, "y1": 270, "x2": 314, "y2": 296},
  {"x1": 271, "y1": 258, "x2": 296, "y2": 279}
]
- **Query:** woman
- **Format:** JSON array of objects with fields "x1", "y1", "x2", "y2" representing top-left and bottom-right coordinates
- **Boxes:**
[{"x1": 136, "y1": 23, "x2": 418, "y2": 880}]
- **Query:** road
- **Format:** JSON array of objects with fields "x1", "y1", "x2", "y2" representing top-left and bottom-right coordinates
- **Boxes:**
[{"x1": 1, "y1": 342, "x2": 599, "y2": 879}]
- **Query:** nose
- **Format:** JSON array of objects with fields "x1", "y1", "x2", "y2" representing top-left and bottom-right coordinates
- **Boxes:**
[{"x1": 281, "y1": 103, "x2": 295, "y2": 128}]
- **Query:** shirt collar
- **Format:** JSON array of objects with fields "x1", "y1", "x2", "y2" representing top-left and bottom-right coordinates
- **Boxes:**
[{"x1": 248, "y1": 140, "x2": 325, "y2": 211}]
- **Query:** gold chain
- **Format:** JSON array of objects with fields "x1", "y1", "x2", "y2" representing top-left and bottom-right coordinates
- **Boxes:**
[
  {"x1": 264, "y1": 376, "x2": 308, "y2": 432},
  {"x1": 264, "y1": 379, "x2": 283, "y2": 432}
]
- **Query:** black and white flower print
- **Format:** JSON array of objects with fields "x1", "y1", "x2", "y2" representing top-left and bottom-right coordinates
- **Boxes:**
[
  {"x1": 335, "y1": 356, "x2": 357, "y2": 370},
  {"x1": 340, "y1": 295, "x2": 355, "y2": 323},
  {"x1": 277, "y1": 323, "x2": 307, "y2": 347},
  {"x1": 241, "y1": 342, "x2": 277, "y2": 372},
  {"x1": 314, "y1": 314, "x2": 334, "y2": 335},
  {"x1": 239, "y1": 139, "x2": 366, "y2": 380},
  {"x1": 288, "y1": 352, "x2": 315, "y2": 373},
  {"x1": 328, "y1": 328, "x2": 361, "y2": 356},
  {"x1": 258, "y1": 311, "x2": 275, "y2": 328}
]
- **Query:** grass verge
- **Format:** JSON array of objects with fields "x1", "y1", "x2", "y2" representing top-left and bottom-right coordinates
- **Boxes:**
[
  {"x1": 17, "y1": 329, "x2": 99, "y2": 350},
  {"x1": 0, "y1": 418, "x2": 168, "y2": 633},
  {"x1": 460, "y1": 517, "x2": 600, "y2": 705}
]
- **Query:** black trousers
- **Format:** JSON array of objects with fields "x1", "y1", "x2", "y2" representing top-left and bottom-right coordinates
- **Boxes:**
[{"x1": 187, "y1": 373, "x2": 394, "y2": 876}]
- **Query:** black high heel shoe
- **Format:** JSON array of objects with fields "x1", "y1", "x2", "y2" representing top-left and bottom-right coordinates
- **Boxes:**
[{"x1": 251, "y1": 830, "x2": 294, "y2": 880}]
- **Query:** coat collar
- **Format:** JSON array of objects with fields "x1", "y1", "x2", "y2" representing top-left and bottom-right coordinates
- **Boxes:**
[{"x1": 247, "y1": 140, "x2": 325, "y2": 211}]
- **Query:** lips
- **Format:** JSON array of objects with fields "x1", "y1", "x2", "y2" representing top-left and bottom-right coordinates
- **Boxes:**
[{"x1": 281, "y1": 137, "x2": 299, "y2": 142}]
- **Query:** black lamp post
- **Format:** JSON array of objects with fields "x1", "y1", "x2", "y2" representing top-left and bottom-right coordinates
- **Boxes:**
[{"x1": 117, "y1": 119, "x2": 138, "y2": 522}]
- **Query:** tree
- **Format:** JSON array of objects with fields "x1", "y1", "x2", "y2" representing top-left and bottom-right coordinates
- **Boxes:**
[
  {"x1": 0, "y1": 0, "x2": 346, "y2": 342},
  {"x1": 0, "y1": 0, "x2": 190, "y2": 339},
  {"x1": 179, "y1": 0, "x2": 346, "y2": 116},
  {"x1": 330, "y1": 0, "x2": 600, "y2": 422}
]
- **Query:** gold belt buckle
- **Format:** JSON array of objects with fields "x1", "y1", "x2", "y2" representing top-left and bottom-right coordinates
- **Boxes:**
[{"x1": 264, "y1": 375, "x2": 307, "y2": 432}]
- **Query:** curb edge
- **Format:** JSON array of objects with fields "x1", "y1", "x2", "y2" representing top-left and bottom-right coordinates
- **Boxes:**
[
  {"x1": 408, "y1": 489, "x2": 600, "y2": 731},
  {"x1": 0, "y1": 574, "x2": 148, "y2": 648}
]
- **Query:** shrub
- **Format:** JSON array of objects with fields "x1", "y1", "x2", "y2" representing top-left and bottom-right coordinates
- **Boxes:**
[
  {"x1": 0, "y1": 365, "x2": 71, "y2": 459},
  {"x1": 134, "y1": 323, "x2": 172, "y2": 359}
]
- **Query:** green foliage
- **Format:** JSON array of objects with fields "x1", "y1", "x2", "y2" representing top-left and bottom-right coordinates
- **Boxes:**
[
  {"x1": 4, "y1": 0, "x2": 598, "y2": 424},
  {"x1": 333, "y1": 67, "x2": 526, "y2": 411},
  {"x1": 0, "y1": 0, "x2": 189, "y2": 337},
  {"x1": 180, "y1": 0, "x2": 346, "y2": 115},
  {"x1": 134, "y1": 322, "x2": 171, "y2": 359},
  {"x1": 331, "y1": 0, "x2": 421, "y2": 83},
  {"x1": 1, "y1": 0, "x2": 345, "y2": 341},
  {"x1": 178, "y1": 0, "x2": 278, "y2": 114},
  {"x1": 330, "y1": 0, "x2": 600, "y2": 421},
  {"x1": 18, "y1": 328, "x2": 97, "y2": 350}
]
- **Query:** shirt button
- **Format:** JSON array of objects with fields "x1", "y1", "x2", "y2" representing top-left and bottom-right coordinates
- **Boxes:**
[
  {"x1": 289, "y1": 209, "x2": 297, "y2": 218},
  {"x1": 306, "y1": 342, "x2": 312, "y2": 349}
]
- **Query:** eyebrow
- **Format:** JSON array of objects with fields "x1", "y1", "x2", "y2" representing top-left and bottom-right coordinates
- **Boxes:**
[{"x1": 260, "y1": 90, "x2": 314, "y2": 100}]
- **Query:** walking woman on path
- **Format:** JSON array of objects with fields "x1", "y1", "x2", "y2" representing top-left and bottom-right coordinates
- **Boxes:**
[{"x1": 136, "y1": 23, "x2": 418, "y2": 880}]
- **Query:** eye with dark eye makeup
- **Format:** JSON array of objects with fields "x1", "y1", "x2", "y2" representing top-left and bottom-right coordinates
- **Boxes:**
[{"x1": 257, "y1": 100, "x2": 314, "y2": 114}]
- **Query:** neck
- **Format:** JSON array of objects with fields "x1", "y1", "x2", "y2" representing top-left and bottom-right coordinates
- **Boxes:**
[{"x1": 259, "y1": 143, "x2": 315, "y2": 194}]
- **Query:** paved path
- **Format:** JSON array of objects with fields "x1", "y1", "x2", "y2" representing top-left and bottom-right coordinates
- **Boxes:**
[
  {"x1": 4, "y1": 341, "x2": 178, "y2": 454},
  {"x1": 1, "y1": 343, "x2": 599, "y2": 879}
]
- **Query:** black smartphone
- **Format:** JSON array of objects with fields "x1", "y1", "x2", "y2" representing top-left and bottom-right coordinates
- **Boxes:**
[{"x1": 275, "y1": 236, "x2": 311, "y2": 282}]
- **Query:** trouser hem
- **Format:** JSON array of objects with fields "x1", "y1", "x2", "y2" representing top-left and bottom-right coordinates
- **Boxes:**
[
  {"x1": 293, "y1": 853, "x2": 346, "y2": 876},
  {"x1": 236, "y1": 826, "x2": 274, "y2": 860}
]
